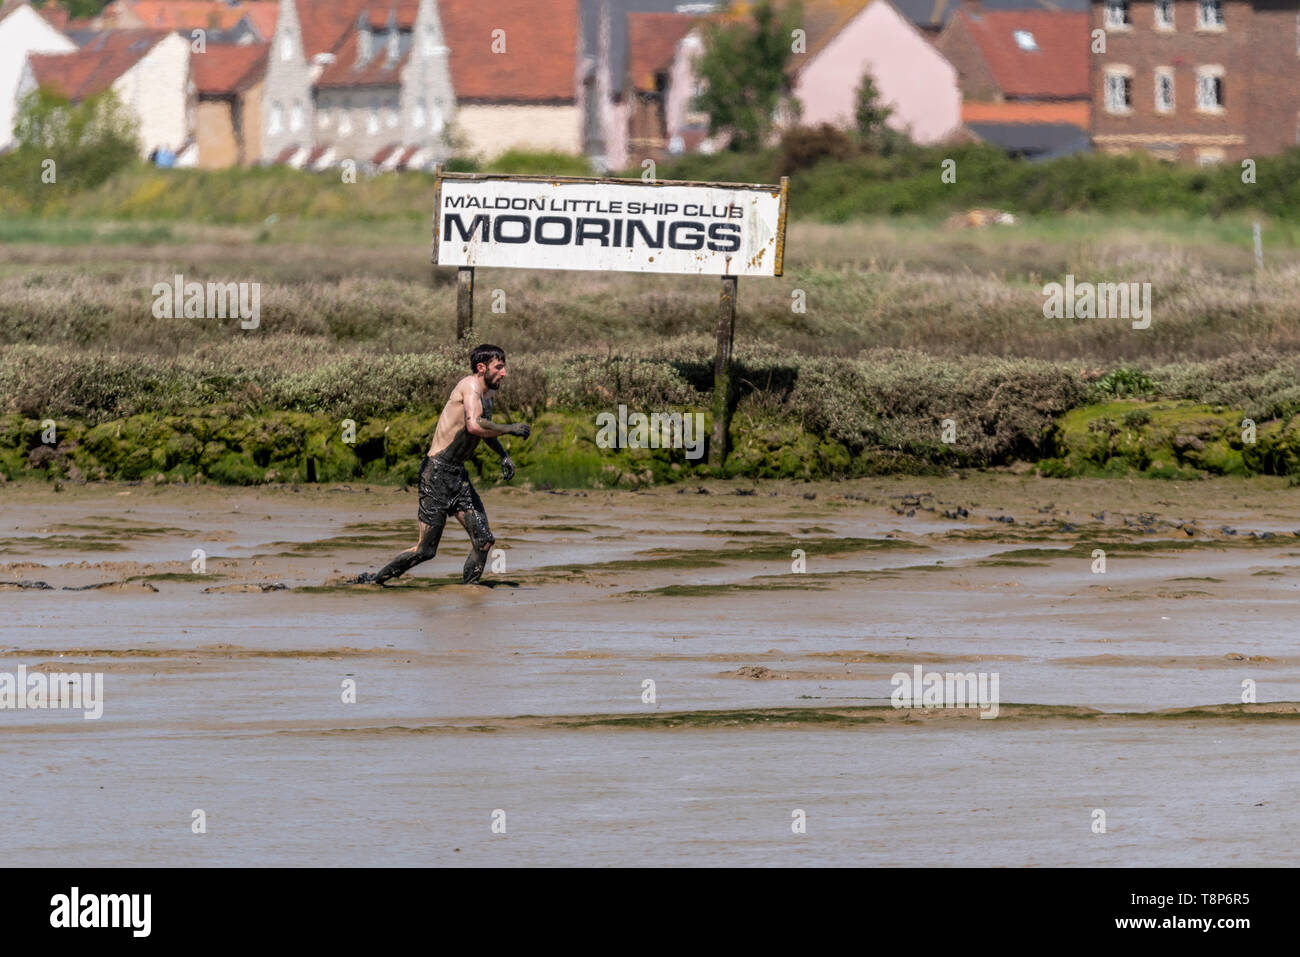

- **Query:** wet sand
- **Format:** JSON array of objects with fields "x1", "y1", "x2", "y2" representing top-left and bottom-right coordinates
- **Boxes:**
[{"x1": 2, "y1": 474, "x2": 1298, "y2": 865}]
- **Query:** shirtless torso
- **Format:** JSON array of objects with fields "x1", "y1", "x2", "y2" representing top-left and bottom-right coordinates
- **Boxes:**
[{"x1": 427, "y1": 375, "x2": 494, "y2": 465}]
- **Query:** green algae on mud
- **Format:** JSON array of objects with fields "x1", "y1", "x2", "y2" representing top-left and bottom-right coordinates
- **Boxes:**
[
  {"x1": 0, "y1": 536, "x2": 129, "y2": 552},
  {"x1": 274, "y1": 701, "x2": 1300, "y2": 735},
  {"x1": 1040, "y1": 400, "x2": 1300, "y2": 479},
  {"x1": 125, "y1": 572, "x2": 227, "y2": 583},
  {"x1": 624, "y1": 580, "x2": 835, "y2": 598},
  {"x1": 5, "y1": 394, "x2": 1300, "y2": 486}
]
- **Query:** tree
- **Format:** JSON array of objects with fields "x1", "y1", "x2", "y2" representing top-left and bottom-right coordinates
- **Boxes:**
[
  {"x1": 693, "y1": 0, "x2": 802, "y2": 153},
  {"x1": 853, "y1": 72, "x2": 892, "y2": 142},
  {"x1": 8, "y1": 87, "x2": 139, "y2": 190}
]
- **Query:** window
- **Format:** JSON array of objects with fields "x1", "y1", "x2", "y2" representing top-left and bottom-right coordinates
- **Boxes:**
[
  {"x1": 1013, "y1": 30, "x2": 1038, "y2": 51},
  {"x1": 412, "y1": 98, "x2": 426, "y2": 129},
  {"x1": 1105, "y1": 69, "x2": 1132, "y2": 112},
  {"x1": 1155, "y1": 0, "x2": 1174, "y2": 29},
  {"x1": 368, "y1": 99, "x2": 379, "y2": 134},
  {"x1": 290, "y1": 101, "x2": 303, "y2": 132},
  {"x1": 1195, "y1": 67, "x2": 1224, "y2": 111},
  {"x1": 1196, "y1": 148, "x2": 1224, "y2": 166},
  {"x1": 1155, "y1": 69, "x2": 1174, "y2": 113},
  {"x1": 268, "y1": 101, "x2": 283, "y2": 134},
  {"x1": 339, "y1": 97, "x2": 352, "y2": 135},
  {"x1": 319, "y1": 108, "x2": 331, "y2": 129},
  {"x1": 429, "y1": 105, "x2": 444, "y2": 135},
  {"x1": 1197, "y1": 0, "x2": 1223, "y2": 29},
  {"x1": 1105, "y1": 0, "x2": 1131, "y2": 29},
  {"x1": 385, "y1": 101, "x2": 398, "y2": 128},
  {"x1": 280, "y1": 31, "x2": 293, "y2": 61}
]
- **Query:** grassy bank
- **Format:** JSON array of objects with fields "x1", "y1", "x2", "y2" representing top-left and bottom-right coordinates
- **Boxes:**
[{"x1": 4, "y1": 345, "x2": 1299, "y2": 485}]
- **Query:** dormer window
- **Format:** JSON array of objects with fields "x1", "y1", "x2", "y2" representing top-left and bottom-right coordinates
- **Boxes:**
[
  {"x1": 1013, "y1": 30, "x2": 1038, "y2": 51},
  {"x1": 358, "y1": 27, "x2": 372, "y2": 66},
  {"x1": 386, "y1": 27, "x2": 399, "y2": 64}
]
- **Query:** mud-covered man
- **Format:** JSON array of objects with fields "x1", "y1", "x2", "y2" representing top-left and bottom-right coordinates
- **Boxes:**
[{"x1": 355, "y1": 344, "x2": 529, "y2": 586}]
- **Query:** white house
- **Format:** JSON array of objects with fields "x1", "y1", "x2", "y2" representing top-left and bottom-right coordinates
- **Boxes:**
[
  {"x1": 0, "y1": 0, "x2": 76, "y2": 151},
  {"x1": 21, "y1": 28, "x2": 193, "y2": 159}
]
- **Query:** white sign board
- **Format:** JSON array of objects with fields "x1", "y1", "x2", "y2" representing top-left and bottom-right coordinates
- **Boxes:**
[{"x1": 433, "y1": 173, "x2": 787, "y2": 277}]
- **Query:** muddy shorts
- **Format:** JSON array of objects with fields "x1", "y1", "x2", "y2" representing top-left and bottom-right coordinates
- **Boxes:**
[{"x1": 416, "y1": 455, "x2": 493, "y2": 549}]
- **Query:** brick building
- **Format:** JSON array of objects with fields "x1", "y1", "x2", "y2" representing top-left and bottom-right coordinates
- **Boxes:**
[{"x1": 1091, "y1": 0, "x2": 1300, "y2": 164}]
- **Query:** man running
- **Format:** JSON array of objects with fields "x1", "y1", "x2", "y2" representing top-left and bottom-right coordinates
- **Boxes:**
[{"x1": 354, "y1": 344, "x2": 530, "y2": 586}]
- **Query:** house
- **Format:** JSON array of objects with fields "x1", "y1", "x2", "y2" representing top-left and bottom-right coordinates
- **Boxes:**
[
  {"x1": 936, "y1": 8, "x2": 1090, "y2": 158},
  {"x1": 21, "y1": 28, "x2": 193, "y2": 159},
  {"x1": 259, "y1": 0, "x2": 583, "y2": 169},
  {"x1": 439, "y1": 0, "x2": 584, "y2": 160},
  {"x1": 581, "y1": 0, "x2": 718, "y2": 171},
  {"x1": 260, "y1": 0, "x2": 456, "y2": 167},
  {"x1": 1090, "y1": 0, "x2": 1296, "y2": 164},
  {"x1": 193, "y1": 41, "x2": 266, "y2": 166},
  {"x1": 0, "y1": 0, "x2": 77, "y2": 151},
  {"x1": 624, "y1": 10, "x2": 712, "y2": 161},
  {"x1": 789, "y1": 0, "x2": 962, "y2": 144}
]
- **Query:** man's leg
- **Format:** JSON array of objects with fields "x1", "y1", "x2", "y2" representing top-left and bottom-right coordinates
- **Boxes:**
[
  {"x1": 369, "y1": 514, "x2": 447, "y2": 584},
  {"x1": 455, "y1": 480, "x2": 495, "y2": 585}
]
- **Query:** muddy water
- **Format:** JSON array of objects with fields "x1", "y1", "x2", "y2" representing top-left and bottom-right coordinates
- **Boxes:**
[{"x1": 2, "y1": 475, "x2": 1298, "y2": 865}]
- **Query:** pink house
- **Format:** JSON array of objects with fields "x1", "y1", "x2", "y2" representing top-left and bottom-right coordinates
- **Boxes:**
[{"x1": 789, "y1": 0, "x2": 961, "y2": 145}]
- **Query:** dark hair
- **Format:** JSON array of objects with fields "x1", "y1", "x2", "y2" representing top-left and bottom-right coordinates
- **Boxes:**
[{"x1": 469, "y1": 344, "x2": 506, "y2": 373}]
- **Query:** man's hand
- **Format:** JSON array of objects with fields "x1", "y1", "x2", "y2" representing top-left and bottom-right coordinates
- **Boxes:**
[
  {"x1": 510, "y1": 423, "x2": 531, "y2": 439},
  {"x1": 501, "y1": 456, "x2": 516, "y2": 481}
]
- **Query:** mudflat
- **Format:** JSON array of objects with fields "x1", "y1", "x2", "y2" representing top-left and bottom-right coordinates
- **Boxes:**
[{"x1": 2, "y1": 474, "x2": 1297, "y2": 865}]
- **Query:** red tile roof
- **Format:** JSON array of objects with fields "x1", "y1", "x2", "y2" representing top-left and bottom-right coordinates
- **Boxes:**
[
  {"x1": 129, "y1": 1, "x2": 246, "y2": 29},
  {"x1": 360, "y1": 0, "x2": 417, "y2": 30},
  {"x1": 957, "y1": 10, "x2": 1088, "y2": 99},
  {"x1": 242, "y1": 1, "x2": 277, "y2": 38},
  {"x1": 439, "y1": 0, "x2": 578, "y2": 102},
  {"x1": 294, "y1": 0, "x2": 371, "y2": 58},
  {"x1": 192, "y1": 41, "x2": 267, "y2": 94},
  {"x1": 27, "y1": 29, "x2": 170, "y2": 101},
  {"x1": 627, "y1": 12, "x2": 696, "y2": 93},
  {"x1": 316, "y1": 25, "x2": 411, "y2": 88}
]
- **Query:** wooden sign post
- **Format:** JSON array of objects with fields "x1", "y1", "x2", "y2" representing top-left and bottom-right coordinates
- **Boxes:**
[
  {"x1": 711, "y1": 275, "x2": 737, "y2": 468},
  {"x1": 456, "y1": 266, "x2": 474, "y2": 339},
  {"x1": 433, "y1": 168, "x2": 788, "y2": 467}
]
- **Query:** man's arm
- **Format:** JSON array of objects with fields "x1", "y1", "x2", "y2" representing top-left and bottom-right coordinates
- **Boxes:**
[
  {"x1": 485, "y1": 436, "x2": 517, "y2": 480},
  {"x1": 464, "y1": 385, "x2": 530, "y2": 438}
]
